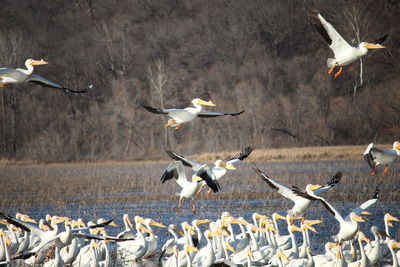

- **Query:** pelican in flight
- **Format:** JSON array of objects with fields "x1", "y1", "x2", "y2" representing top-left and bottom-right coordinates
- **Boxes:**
[
  {"x1": 167, "y1": 146, "x2": 253, "y2": 196},
  {"x1": 292, "y1": 186, "x2": 380, "y2": 244},
  {"x1": 161, "y1": 151, "x2": 221, "y2": 213},
  {"x1": 142, "y1": 98, "x2": 244, "y2": 129},
  {"x1": 363, "y1": 142, "x2": 400, "y2": 175},
  {"x1": 253, "y1": 166, "x2": 342, "y2": 218},
  {"x1": 0, "y1": 59, "x2": 87, "y2": 93},
  {"x1": 311, "y1": 10, "x2": 387, "y2": 78}
]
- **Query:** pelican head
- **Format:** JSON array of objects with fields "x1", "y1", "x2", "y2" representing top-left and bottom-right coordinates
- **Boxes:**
[
  {"x1": 393, "y1": 141, "x2": 400, "y2": 150},
  {"x1": 191, "y1": 98, "x2": 216, "y2": 106},
  {"x1": 389, "y1": 239, "x2": 400, "y2": 250},
  {"x1": 214, "y1": 159, "x2": 236, "y2": 170},
  {"x1": 385, "y1": 213, "x2": 400, "y2": 227},
  {"x1": 305, "y1": 184, "x2": 323, "y2": 192},
  {"x1": 350, "y1": 212, "x2": 365, "y2": 223},
  {"x1": 360, "y1": 42, "x2": 385, "y2": 49},
  {"x1": 25, "y1": 59, "x2": 48, "y2": 66}
]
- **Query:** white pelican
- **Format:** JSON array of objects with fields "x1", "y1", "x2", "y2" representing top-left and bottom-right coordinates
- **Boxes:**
[
  {"x1": 0, "y1": 59, "x2": 87, "y2": 93},
  {"x1": 365, "y1": 226, "x2": 383, "y2": 266},
  {"x1": 142, "y1": 98, "x2": 244, "y2": 129},
  {"x1": 388, "y1": 239, "x2": 400, "y2": 267},
  {"x1": 292, "y1": 186, "x2": 380, "y2": 244},
  {"x1": 192, "y1": 230, "x2": 217, "y2": 267},
  {"x1": 161, "y1": 153, "x2": 220, "y2": 213},
  {"x1": 142, "y1": 218, "x2": 167, "y2": 258},
  {"x1": 0, "y1": 229, "x2": 11, "y2": 266},
  {"x1": 311, "y1": 11, "x2": 387, "y2": 78},
  {"x1": 348, "y1": 232, "x2": 371, "y2": 267},
  {"x1": 253, "y1": 166, "x2": 342, "y2": 217},
  {"x1": 363, "y1": 142, "x2": 400, "y2": 175},
  {"x1": 166, "y1": 146, "x2": 253, "y2": 196}
]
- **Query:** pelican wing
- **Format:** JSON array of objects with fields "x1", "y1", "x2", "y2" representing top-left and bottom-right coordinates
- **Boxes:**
[
  {"x1": 71, "y1": 219, "x2": 114, "y2": 233},
  {"x1": 313, "y1": 172, "x2": 342, "y2": 195},
  {"x1": 195, "y1": 165, "x2": 220, "y2": 193},
  {"x1": 225, "y1": 146, "x2": 253, "y2": 165},
  {"x1": 0, "y1": 68, "x2": 28, "y2": 79},
  {"x1": 311, "y1": 11, "x2": 352, "y2": 57},
  {"x1": 197, "y1": 110, "x2": 244, "y2": 118},
  {"x1": 346, "y1": 187, "x2": 380, "y2": 220},
  {"x1": 160, "y1": 161, "x2": 191, "y2": 189},
  {"x1": 165, "y1": 150, "x2": 203, "y2": 170},
  {"x1": 363, "y1": 143, "x2": 377, "y2": 170},
  {"x1": 291, "y1": 187, "x2": 345, "y2": 224},
  {"x1": 0, "y1": 211, "x2": 41, "y2": 235},
  {"x1": 372, "y1": 34, "x2": 389, "y2": 45},
  {"x1": 253, "y1": 166, "x2": 305, "y2": 203},
  {"x1": 27, "y1": 74, "x2": 87, "y2": 93}
]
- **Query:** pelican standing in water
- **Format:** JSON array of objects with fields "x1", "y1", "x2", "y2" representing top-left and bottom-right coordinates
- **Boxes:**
[
  {"x1": 142, "y1": 98, "x2": 244, "y2": 129},
  {"x1": 0, "y1": 59, "x2": 87, "y2": 93},
  {"x1": 363, "y1": 142, "x2": 400, "y2": 175},
  {"x1": 310, "y1": 11, "x2": 387, "y2": 78}
]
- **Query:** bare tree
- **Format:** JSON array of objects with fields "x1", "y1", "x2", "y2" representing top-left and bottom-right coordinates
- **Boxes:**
[
  {"x1": 343, "y1": 4, "x2": 370, "y2": 102},
  {"x1": 147, "y1": 59, "x2": 171, "y2": 148}
]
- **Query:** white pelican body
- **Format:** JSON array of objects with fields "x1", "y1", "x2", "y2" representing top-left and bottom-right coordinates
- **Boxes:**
[
  {"x1": 311, "y1": 11, "x2": 386, "y2": 78},
  {"x1": 193, "y1": 230, "x2": 216, "y2": 267},
  {"x1": 253, "y1": 166, "x2": 342, "y2": 217},
  {"x1": 0, "y1": 59, "x2": 86, "y2": 93},
  {"x1": 161, "y1": 152, "x2": 220, "y2": 213},
  {"x1": 363, "y1": 142, "x2": 400, "y2": 175},
  {"x1": 142, "y1": 98, "x2": 244, "y2": 129}
]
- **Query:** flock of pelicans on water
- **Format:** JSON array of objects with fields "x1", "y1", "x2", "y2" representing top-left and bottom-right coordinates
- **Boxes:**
[{"x1": 0, "y1": 8, "x2": 399, "y2": 267}]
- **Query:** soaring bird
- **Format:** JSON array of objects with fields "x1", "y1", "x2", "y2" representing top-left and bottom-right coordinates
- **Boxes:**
[
  {"x1": 0, "y1": 59, "x2": 87, "y2": 93},
  {"x1": 166, "y1": 146, "x2": 253, "y2": 196},
  {"x1": 160, "y1": 152, "x2": 220, "y2": 213},
  {"x1": 310, "y1": 10, "x2": 387, "y2": 78},
  {"x1": 142, "y1": 98, "x2": 244, "y2": 129},
  {"x1": 363, "y1": 142, "x2": 400, "y2": 175},
  {"x1": 253, "y1": 166, "x2": 342, "y2": 218}
]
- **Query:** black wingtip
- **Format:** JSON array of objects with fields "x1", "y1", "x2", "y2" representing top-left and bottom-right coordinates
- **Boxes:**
[
  {"x1": 89, "y1": 219, "x2": 114, "y2": 229},
  {"x1": 373, "y1": 186, "x2": 381, "y2": 199},
  {"x1": 64, "y1": 87, "x2": 88, "y2": 94},
  {"x1": 327, "y1": 171, "x2": 343, "y2": 186}
]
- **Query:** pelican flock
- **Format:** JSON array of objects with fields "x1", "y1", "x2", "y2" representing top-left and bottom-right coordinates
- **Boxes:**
[{"x1": 1, "y1": 5, "x2": 398, "y2": 267}]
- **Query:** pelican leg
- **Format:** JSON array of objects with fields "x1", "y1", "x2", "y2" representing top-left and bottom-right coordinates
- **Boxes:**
[
  {"x1": 46, "y1": 244, "x2": 55, "y2": 260},
  {"x1": 191, "y1": 199, "x2": 196, "y2": 214},
  {"x1": 383, "y1": 164, "x2": 389, "y2": 175},
  {"x1": 371, "y1": 169, "x2": 376, "y2": 176},
  {"x1": 166, "y1": 119, "x2": 175, "y2": 127},
  {"x1": 174, "y1": 124, "x2": 182, "y2": 130},
  {"x1": 196, "y1": 184, "x2": 206, "y2": 196},
  {"x1": 206, "y1": 188, "x2": 212, "y2": 197},
  {"x1": 328, "y1": 64, "x2": 336, "y2": 75},
  {"x1": 178, "y1": 198, "x2": 183, "y2": 212},
  {"x1": 0, "y1": 84, "x2": 8, "y2": 87},
  {"x1": 334, "y1": 67, "x2": 343, "y2": 78}
]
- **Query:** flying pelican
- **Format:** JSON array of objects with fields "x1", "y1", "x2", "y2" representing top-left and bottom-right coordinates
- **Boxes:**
[
  {"x1": 161, "y1": 151, "x2": 221, "y2": 213},
  {"x1": 0, "y1": 59, "x2": 87, "y2": 93},
  {"x1": 292, "y1": 186, "x2": 380, "y2": 245},
  {"x1": 310, "y1": 11, "x2": 387, "y2": 78},
  {"x1": 253, "y1": 166, "x2": 342, "y2": 218},
  {"x1": 363, "y1": 142, "x2": 400, "y2": 175},
  {"x1": 142, "y1": 98, "x2": 244, "y2": 129},
  {"x1": 166, "y1": 146, "x2": 253, "y2": 196}
]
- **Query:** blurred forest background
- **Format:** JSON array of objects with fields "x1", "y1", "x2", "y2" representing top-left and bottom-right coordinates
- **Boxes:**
[{"x1": 0, "y1": 0, "x2": 399, "y2": 162}]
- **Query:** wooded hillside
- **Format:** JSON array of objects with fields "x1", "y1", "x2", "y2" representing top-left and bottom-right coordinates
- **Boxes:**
[{"x1": 1, "y1": 0, "x2": 399, "y2": 162}]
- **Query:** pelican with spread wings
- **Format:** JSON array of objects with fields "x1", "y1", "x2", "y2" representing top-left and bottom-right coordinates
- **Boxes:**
[
  {"x1": 253, "y1": 166, "x2": 342, "y2": 218},
  {"x1": 0, "y1": 59, "x2": 87, "y2": 93},
  {"x1": 142, "y1": 98, "x2": 244, "y2": 129},
  {"x1": 161, "y1": 151, "x2": 221, "y2": 213},
  {"x1": 311, "y1": 10, "x2": 387, "y2": 78},
  {"x1": 167, "y1": 146, "x2": 253, "y2": 196}
]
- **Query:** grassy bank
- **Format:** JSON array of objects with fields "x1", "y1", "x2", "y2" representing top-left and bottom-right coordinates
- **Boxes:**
[{"x1": 0, "y1": 144, "x2": 382, "y2": 167}]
